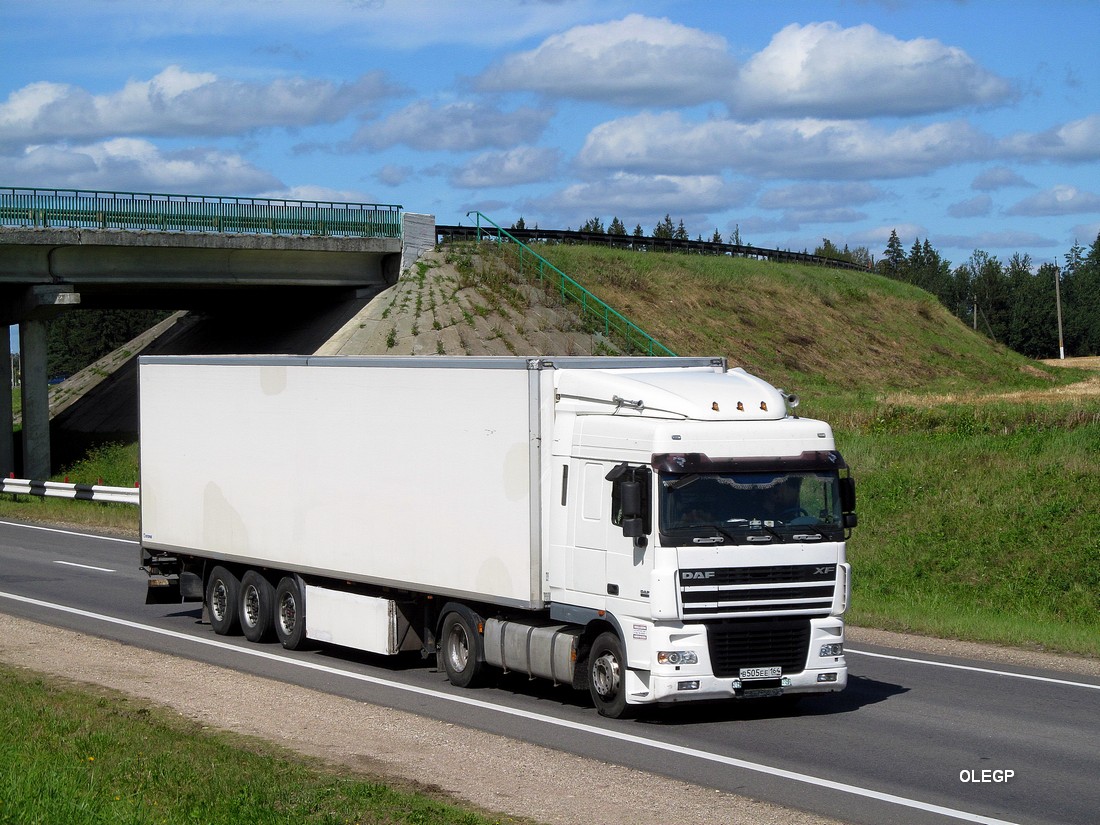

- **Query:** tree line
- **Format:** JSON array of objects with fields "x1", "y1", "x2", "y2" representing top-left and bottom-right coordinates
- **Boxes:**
[{"x1": 875, "y1": 229, "x2": 1100, "y2": 360}]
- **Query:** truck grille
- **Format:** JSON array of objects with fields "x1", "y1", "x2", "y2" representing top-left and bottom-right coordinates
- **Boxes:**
[
  {"x1": 678, "y1": 564, "x2": 836, "y2": 618},
  {"x1": 706, "y1": 618, "x2": 811, "y2": 677}
]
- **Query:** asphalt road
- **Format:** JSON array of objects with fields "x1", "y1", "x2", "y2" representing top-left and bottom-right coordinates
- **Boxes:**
[{"x1": 1, "y1": 518, "x2": 1097, "y2": 825}]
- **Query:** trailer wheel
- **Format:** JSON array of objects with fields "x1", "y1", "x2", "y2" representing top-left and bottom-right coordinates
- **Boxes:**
[
  {"x1": 206, "y1": 566, "x2": 241, "y2": 636},
  {"x1": 587, "y1": 631, "x2": 630, "y2": 718},
  {"x1": 440, "y1": 612, "x2": 484, "y2": 688},
  {"x1": 239, "y1": 571, "x2": 275, "y2": 643},
  {"x1": 274, "y1": 576, "x2": 308, "y2": 650}
]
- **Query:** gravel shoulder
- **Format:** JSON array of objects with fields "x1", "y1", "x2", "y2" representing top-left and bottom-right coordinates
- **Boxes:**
[{"x1": 1, "y1": 611, "x2": 1096, "y2": 825}]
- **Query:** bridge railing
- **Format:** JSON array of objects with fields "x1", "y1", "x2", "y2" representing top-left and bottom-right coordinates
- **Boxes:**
[
  {"x1": 0, "y1": 187, "x2": 403, "y2": 239},
  {"x1": 465, "y1": 212, "x2": 676, "y2": 357}
]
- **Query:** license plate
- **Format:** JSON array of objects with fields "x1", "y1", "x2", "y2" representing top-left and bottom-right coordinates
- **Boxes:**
[{"x1": 740, "y1": 666, "x2": 782, "y2": 680}]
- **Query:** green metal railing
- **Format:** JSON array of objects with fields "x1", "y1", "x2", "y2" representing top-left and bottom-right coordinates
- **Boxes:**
[
  {"x1": 0, "y1": 186, "x2": 402, "y2": 238},
  {"x1": 466, "y1": 211, "x2": 676, "y2": 357}
]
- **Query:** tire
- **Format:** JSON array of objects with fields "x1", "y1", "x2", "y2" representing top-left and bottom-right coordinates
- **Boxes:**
[
  {"x1": 239, "y1": 570, "x2": 275, "y2": 643},
  {"x1": 274, "y1": 576, "x2": 308, "y2": 650},
  {"x1": 440, "y1": 611, "x2": 484, "y2": 688},
  {"x1": 206, "y1": 566, "x2": 241, "y2": 636},
  {"x1": 587, "y1": 631, "x2": 630, "y2": 718}
]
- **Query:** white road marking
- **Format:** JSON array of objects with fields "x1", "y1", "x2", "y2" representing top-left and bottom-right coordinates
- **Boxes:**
[
  {"x1": 53, "y1": 560, "x2": 116, "y2": 573},
  {"x1": 0, "y1": 520, "x2": 139, "y2": 545},
  {"x1": 847, "y1": 648, "x2": 1100, "y2": 691},
  {"x1": 0, "y1": 590, "x2": 1024, "y2": 825}
]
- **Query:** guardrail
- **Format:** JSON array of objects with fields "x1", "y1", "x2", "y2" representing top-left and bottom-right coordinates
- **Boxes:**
[
  {"x1": 0, "y1": 186, "x2": 403, "y2": 239},
  {"x1": 437, "y1": 224, "x2": 871, "y2": 272},
  {"x1": 462, "y1": 212, "x2": 677, "y2": 357},
  {"x1": 1, "y1": 477, "x2": 139, "y2": 505}
]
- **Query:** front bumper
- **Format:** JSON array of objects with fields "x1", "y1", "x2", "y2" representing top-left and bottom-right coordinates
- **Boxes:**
[{"x1": 621, "y1": 615, "x2": 847, "y2": 705}]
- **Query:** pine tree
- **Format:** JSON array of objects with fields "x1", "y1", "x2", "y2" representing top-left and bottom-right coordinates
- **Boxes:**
[
  {"x1": 608, "y1": 217, "x2": 626, "y2": 235},
  {"x1": 711, "y1": 228, "x2": 723, "y2": 244},
  {"x1": 882, "y1": 229, "x2": 906, "y2": 279},
  {"x1": 653, "y1": 214, "x2": 675, "y2": 239}
]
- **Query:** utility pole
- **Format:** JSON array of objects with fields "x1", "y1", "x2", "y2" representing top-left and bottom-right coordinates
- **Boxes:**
[{"x1": 1054, "y1": 266, "x2": 1065, "y2": 360}]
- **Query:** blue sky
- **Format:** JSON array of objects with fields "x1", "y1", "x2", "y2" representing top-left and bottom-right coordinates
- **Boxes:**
[{"x1": 2, "y1": 0, "x2": 1098, "y2": 321}]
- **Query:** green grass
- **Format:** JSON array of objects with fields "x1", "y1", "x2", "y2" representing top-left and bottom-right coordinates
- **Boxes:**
[
  {"x1": 0, "y1": 665, "x2": 530, "y2": 825},
  {"x1": 840, "y1": 414, "x2": 1100, "y2": 655},
  {"x1": 0, "y1": 441, "x2": 139, "y2": 533}
]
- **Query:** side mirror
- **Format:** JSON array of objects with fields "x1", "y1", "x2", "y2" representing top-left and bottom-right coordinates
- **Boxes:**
[
  {"x1": 620, "y1": 479, "x2": 642, "y2": 519},
  {"x1": 840, "y1": 476, "x2": 856, "y2": 513},
  {"x1": 843, "y1": 512, "x2": 858, "y2": 529},
  {"x1": 606, "y1": 463, "x2": 652, "y2": 538}
]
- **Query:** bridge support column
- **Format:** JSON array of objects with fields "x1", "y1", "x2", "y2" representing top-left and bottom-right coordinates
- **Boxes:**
[
  {"x1": 1, "y1": 330, "x2": 12, "y2": 477},
  {"x1": 19, "y1": 319, "x2": 51, "y2": 479},
  {"x1": 11, "y1": 287, "x2": 81, "y2": 479}
]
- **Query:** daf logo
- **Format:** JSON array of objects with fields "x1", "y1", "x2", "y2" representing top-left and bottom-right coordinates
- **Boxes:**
[
  {"x1": 815, "y1": 566, "x2": 836, "y2": 575},
  {"x1": 681, "y1": 571, "x2": 716, "y2": 580}
]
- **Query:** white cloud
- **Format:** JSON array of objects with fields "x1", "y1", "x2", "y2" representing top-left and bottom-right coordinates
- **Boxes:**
[
  {"x1": 577, "y1": 111, "x2": 993, "y2": 179},
  {"x1": 450, "y1": 147, "x2": 562, "y2": 188},
  {"x1": 757, "y1": 182, "x2": 885, "y2": 210},
  {"x1": 531, "y1": 172, "x2": 754, "y2": 224},
  {"x1": 1006, "y1": 185, "x2": 1100, "y2": 217},
  {"x1": 476, "y1": 14, "x2": 734, "y2": 106},
  {"x1": 357, "y1": 101, "x2": 553, "y2": 152},
  {"x1": 1001, "y1": 114, "x2": 1100, "y2": 162},
  {"x1": 971, "y1": 166, "x2": 1033, "y2": 191},
  {"x1": 731, "y1": 22, "x2": 1016, "y2": 118},
  {"x1": 948, "y1": 194, "x2": 993, "y2": 218},
  {"x1": 0, "y1": 138, "x2": 281, "y2": 193},
  {"x1": 374, "y1": 164, "x2": 414, "y2": 187},
  {"x1": 0, "y1": 67, "x2": 397, "y2": 148}
]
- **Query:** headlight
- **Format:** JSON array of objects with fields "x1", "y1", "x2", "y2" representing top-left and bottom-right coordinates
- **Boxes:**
[
  {"x1": 819, "y1": 643, "x2": 844, "y2": 657},
  {"x1": 657, "y1": 650, "x2": 699, "y2": 665}
]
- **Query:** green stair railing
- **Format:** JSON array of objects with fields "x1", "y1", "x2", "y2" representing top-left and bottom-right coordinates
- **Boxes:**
[
  {"x1": 0, "y1": 186, "x2": 402, "y2": 238},
  {"x1": 466, "y1": 211, "x2": 677, "y2": 357}
]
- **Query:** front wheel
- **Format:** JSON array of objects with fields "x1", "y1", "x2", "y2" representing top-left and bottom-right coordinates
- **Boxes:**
[
  {"x1": 587, "y1": 631, "x2": 630, "y2": 718},
  {"x1": 440, "y1": 611, "x2": 485, "y2": 688}
]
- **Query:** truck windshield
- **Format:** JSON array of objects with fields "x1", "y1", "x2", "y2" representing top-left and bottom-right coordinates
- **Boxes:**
[{"x1": 659, "y1": 470, "x2": 844, "y2": 543}]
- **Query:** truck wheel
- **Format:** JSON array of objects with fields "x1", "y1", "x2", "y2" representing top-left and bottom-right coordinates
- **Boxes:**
[
  {"x1": 206, "y1": 566, "x2": 241, "y2": 636},
  {"x1": 239, "y1": 571, "x2": 275, "y2": 643},
  {"x1": 587, "y1": 631, "x2": 630, "y2": 718},
  {"x1": 274, "y1": 576, "x2": 307, "y2": 650},
  {"x1": 440, "y1": 612, "x2": 484, "y2": 688}
]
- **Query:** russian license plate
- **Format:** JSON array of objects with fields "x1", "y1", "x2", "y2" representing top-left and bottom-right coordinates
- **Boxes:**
[{"x1": 740, "y1": 666, "x2": 782, "y2": 680}]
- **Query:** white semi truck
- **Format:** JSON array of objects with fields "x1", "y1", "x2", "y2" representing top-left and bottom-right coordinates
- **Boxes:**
[{"x1": 139, "y1": 355, "x2": 855, "y2": 717}]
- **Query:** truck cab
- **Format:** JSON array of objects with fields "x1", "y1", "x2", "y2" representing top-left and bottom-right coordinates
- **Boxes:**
[{"x1": 548, "y1": 363, "x2": 854, "y2": 715}]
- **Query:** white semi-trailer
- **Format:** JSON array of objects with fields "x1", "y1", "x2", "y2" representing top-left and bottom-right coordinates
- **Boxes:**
[{"x1": 139, "y1": 355, "x2": 855, "y2": 717}]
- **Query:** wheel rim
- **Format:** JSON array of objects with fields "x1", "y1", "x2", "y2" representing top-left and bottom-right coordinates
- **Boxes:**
[
  {"x1": 278, "y1": 591, "x2": 296, "y2": 635},
  {"x1": 211, "y1": 580, "x2": 229, "y2": 622},
  {"x1": 446, "y1": 623, "x2": 470, "y2": 673},
  {"x1": 591, "y1": 651, "x2": 621, "y2": 699},
  {"x1": 242, "y1": 585, "x2": 260, "y2": 628}
]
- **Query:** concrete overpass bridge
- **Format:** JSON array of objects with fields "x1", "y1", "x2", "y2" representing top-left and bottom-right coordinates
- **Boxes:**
[{"x1": 1, "y1": 186, "x2": 434, "y2": 478}]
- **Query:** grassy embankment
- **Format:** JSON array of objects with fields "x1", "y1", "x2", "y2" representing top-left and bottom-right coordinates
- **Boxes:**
[{"x1": 0, "y1": 665, "x2": 525, "y2": 825}]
